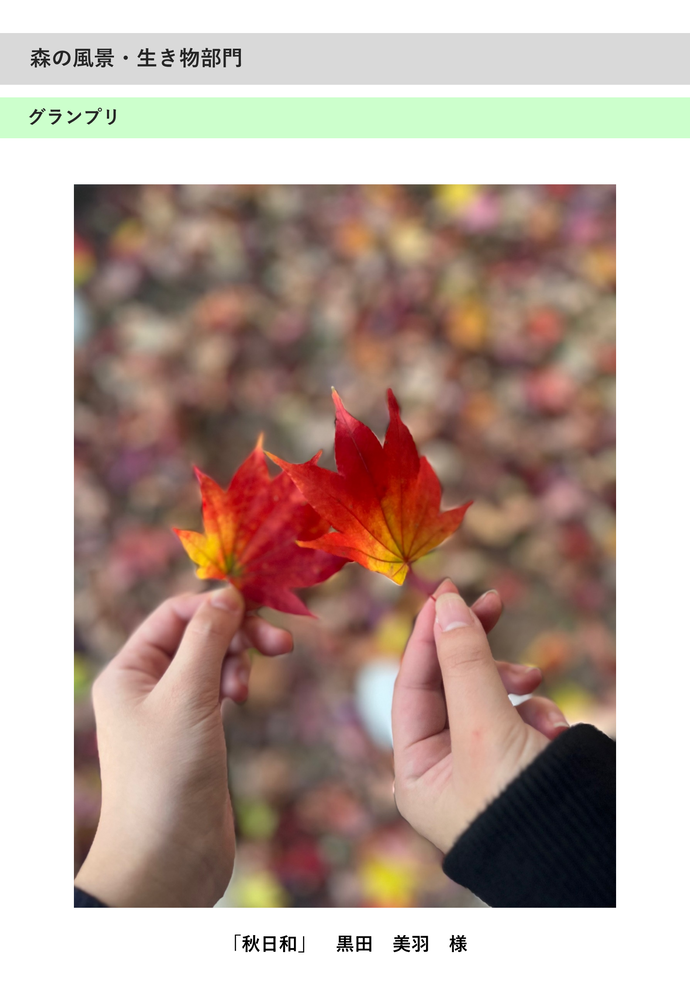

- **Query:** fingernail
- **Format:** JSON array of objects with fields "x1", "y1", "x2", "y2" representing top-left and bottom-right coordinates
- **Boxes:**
[
  {"x1": 515, "y1": 663, "x2": 540, "y2": 674},
  {"x1": 550, "y1": 716, "x2": 570, "y2": 731},
  {"x1": 210, "y1": 586, "x2": 242, "y2": 612},
  {"x1": 477, "y1": 589, "x2": 498, "y2": 602},
  {"x1": 237, "y1": 665, "x2": 249, "y2": 687},
  {"x1": 432, "y1": 577, "x2": 457, "y2": 599},
  {"x1": 435, "y1": 592, "x2": 473, "y2": 631}
]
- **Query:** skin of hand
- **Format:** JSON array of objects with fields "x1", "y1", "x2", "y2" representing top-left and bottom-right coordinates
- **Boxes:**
[
  {"x1": 392, "y1": 578, "x2": 570, "y2": 855},
  {"x1": 74, "y1": 585, "x2": 293, "y2": 907}
]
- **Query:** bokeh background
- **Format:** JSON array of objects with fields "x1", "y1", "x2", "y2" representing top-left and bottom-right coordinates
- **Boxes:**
[{"x1": 75, "y1": 184, "x2": 615, "y2": 907}]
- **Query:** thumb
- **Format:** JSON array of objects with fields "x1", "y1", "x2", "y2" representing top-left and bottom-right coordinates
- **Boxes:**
[
  {"x1": 434, "y1": 591, "x2": 517, "y2": 745},
  {"x1": 163, "y1": 585, "x2": 245, "y2": 708}
]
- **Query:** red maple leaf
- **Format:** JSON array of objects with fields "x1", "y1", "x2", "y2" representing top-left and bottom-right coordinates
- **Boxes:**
[
  {"x1": 266, "y1": 389, "x2": 472, "y2": 585},
  {"x1": 174, "y1": 437, "x2": 347, "y2": 616}
]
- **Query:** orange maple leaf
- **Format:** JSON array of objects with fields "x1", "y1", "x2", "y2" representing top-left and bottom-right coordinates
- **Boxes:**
[
  {"x1": 174, "y1": 437, "x2": 347, "y2": 615},
  {"x1": 266, "y1": 389, "x2": 472, "y2": 585}
]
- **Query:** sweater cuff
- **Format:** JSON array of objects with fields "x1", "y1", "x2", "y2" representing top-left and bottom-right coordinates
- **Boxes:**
[{"x1": 442, "y1": 723, "x2": 616, "y2": 907}]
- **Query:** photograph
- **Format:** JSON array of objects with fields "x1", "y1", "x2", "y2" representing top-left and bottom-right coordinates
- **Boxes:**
[{"x1": 74, "y1": 184, "x2": 616, "y2": 908}]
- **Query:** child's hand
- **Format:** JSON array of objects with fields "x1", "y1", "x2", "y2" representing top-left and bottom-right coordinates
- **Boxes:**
[
  {"x1": 74, "y1": 586, "x2": 293, "y2": 907},
  {"x1": 392, "y1": 579, "x2": 570, "y2": 854}
]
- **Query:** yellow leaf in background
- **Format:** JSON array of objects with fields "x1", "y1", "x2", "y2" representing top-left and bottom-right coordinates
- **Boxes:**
[
  {"x1": 445, "y1": 297, "x2": 490, "y2": 351},
  {"x1": 74, "y1": 236, "x2": 95, "y2": 286},
  {"x1": 231, "y1": 871, "x2": 288, "y2": 908},
  {"x1": 235, "y1": 800, "x2": 279, "y2": 841},
  {"x1": 111, "y1": 217, "x2": 146, "y2": 257},
  {"x1": 546, "y1": 682, "x2": 597, "y2": 726},
  {"x1": 583, "y1": 244, "x2": 616, "y2": 288},
  {"x1": 359, "y1": 856, "x2": 417, "y2": 908},
  {"x1": 389, "y1": 221, "x2": 430, "y2": 263},
  {"x1": 435, "y1": 184, "x2": 480, "y2": 214},
  {"x1": 74, "y1": 653, "x2": 91, "y2": 700},
  {"x1": 375, "y1": 612, "x2": 414, "y2": 656}
]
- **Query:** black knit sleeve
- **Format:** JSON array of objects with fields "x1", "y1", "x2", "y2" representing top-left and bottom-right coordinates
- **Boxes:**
[
  {"x1": 442, "y1": 723, "x2": 615, "y2": 907},
  {"x1": 74, "y1": 887, "x2": 108, "y2": 907}
]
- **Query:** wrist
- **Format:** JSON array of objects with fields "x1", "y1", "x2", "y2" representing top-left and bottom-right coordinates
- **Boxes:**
[
  {"x1": 76, "y1": 816, "x2": 232, "y2": 907},
  {"x1": 75, "y1": 831, "x2": 176, "y2": 907}
]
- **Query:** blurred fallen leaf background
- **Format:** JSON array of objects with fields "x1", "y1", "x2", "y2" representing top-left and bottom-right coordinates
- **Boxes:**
[{"x1": 75, "y1": 184, "x2": 615, "y2": 907}]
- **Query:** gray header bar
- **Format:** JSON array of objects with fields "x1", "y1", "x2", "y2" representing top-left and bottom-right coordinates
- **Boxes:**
[{"x1": 3, "y1": 34, "x2": 690, "y2": 84}]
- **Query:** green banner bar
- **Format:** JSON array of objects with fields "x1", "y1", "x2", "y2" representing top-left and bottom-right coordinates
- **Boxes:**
[{"x1": 2, "y1": 97, "x2": 689, "y2": 137}]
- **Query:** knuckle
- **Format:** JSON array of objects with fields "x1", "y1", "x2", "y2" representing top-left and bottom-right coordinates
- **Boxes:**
[
  {"x1": 186, "y1": 610, "x2": 230, "y2": 642},
  {"x1": 438, "y1": 630, "x2": 488, "y2": 676},
  {"x1": 529, "y1": 697, "x2": 556, "y2": 720},
  {"x1": 153, "y1": 594, "x2": 189, "y2": 620},
  {"x1": 170, "y1": 591, "x2": 196, "y2": 605}
]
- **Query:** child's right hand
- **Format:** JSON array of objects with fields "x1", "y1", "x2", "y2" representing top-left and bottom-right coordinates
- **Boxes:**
[{"x1": 392, "y1": 579, "x2": 570, "y2": 854}]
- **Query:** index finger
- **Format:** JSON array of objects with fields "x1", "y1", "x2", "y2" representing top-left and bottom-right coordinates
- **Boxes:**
[
  {"x1": 107, "y1": 593, "x2": 207, "y2": 688},
  {"x1": 392, "y1": 594, "x2": 447, "y2": 755}
]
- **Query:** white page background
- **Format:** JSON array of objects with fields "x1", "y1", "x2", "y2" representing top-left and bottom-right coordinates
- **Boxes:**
[{"x1": 0, "y1": 52, "x2": 686, "y2": 986}]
